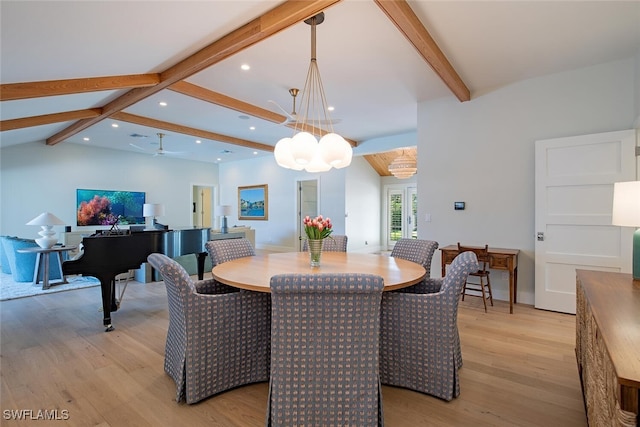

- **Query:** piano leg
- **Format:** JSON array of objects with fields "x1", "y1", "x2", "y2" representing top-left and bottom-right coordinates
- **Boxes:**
[
  {"x1": 96, "y1": 273, "x2": 118, "y2": 332},
  {"x1": 196, "y1": 252, "x2": 207, "y2": 280}
]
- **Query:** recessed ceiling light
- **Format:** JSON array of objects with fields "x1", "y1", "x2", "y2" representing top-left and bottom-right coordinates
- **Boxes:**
[
  {"x1": 253, "y1": 151, "x2": 258, "y2": 155},
  {"x1": 83, "y1": 137, "x2": 90, "y2": 141},
  {"x1": 111, "y1": 123, "x2": 119, "y2": 128},
  {"x1": 195, "y1": 140, "x2": 202, "y2": 144},
  {"x1": 216, "y1": 158, "x2": 222, "y2": 162},
  {"x1": 159, "y1": 101, "x2": 167, "y2": 107},
  {"x1": 249, "y1": 126, "x2": 255, "y2": 131},
  {"x1": 327, "y1": 106, "x2": 335, "y2": 111},
  {"x1": 241, "y1": 64, "x2": 250, "y2": 71}
]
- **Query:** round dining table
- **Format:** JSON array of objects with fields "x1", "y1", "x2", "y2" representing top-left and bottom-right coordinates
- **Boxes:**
[{"x1": 211, "y1": 251, "x2": 426, "y2": 292}]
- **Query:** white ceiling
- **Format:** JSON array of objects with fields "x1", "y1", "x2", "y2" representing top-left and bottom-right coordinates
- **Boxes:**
[{"x1": 1, "y1": 1, "x2": 639, "y2": 164}]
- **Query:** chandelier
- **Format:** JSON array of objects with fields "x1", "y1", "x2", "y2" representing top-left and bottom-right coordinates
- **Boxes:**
[
  {"x1": 388, "y1": 150, "x2": 417, "y2": 179},
  {"x1": 274, "y1": 12, "x2": 352, "y2": 172}
]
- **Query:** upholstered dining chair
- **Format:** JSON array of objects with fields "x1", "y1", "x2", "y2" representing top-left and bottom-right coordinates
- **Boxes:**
[
  {"x1": 147, "y1": 253, "x2": 270, "y2": 404},
  {"x1": 267, "y1": 273, "x2": 385, "y2": 426},
  {"x1": 390, "y1": 238, "x2": 439, "y2": 292},
  {"x1": 301, "y1": 234, "x2": 348, "y2": 252},
  {"x1": 458, "y1": 243, "x2": 493, "y2": 312},
  {"x1": 205, "y1": 237, "x2": 256, "y2": 292},
  {"x1": 379, "y1": 251, "x2": 479, "y2": 401},
  {"x1": 205, "y1": 237, "x2": 255, "y2": 266}
]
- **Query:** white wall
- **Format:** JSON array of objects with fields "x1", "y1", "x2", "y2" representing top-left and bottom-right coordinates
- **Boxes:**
[
  {"x1": 418, "y1": 56, "x2": 638, "y2": 305},
  {"x1": 218, "y1": 155, "x2": 349, "y2": 252},
  {"x1": 0, "y1": 142, "x2": 218, "y2": 238},
  {"x1": 345, "y1": 156, "x2": 382, "y2": 253}
]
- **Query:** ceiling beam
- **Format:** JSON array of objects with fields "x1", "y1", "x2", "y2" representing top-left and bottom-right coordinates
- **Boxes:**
[
  {"x1": 0, "y1": 75, "x2": 159, "y2": 101},
  {"x1": 169, "y1": 81, "x2": 286, "y2": 123},
  {"x1": 0, "y1": 109, "x2": 102, "y2": 131},
  {"x1": 111, "y1": 112, "x2": 275, "y2": 153},
  {"x1": 374, "y1": 0, "x2": 470, "y2": 102},
  {"x1": 46, "y1": 0, "x2": 342, "y2": 146},
  {"x1": 169, "y1": 81, "x2": 358, "y2": 147}
]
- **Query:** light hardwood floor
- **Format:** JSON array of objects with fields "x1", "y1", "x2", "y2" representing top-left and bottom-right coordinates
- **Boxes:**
[{"x1": 0, "y1": 278, "x2": 587, "y2": 426}]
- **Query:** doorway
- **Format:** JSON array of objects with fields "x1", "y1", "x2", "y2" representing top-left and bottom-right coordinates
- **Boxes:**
[
  {"x1": 385, "y1": 184, "x2": 417, "y2": 249},
  {"x1": 297, "y1": 179, "x2": 319, "y2": 251},
  {"x1": 192, "y1": 185, "x2": 214, "y2": 228}
]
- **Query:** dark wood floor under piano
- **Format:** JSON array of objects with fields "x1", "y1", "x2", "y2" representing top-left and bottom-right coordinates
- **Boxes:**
[{"x1": 0, "y1": 277, "x2": 586, "y2": 426}]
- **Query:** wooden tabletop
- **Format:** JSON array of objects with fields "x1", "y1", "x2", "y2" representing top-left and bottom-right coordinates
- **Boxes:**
[{"x1": 212, "y1": 252, "x2": 426, "y2": 292}]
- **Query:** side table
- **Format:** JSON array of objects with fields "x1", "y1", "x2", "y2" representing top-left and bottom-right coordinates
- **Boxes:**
[{"x1": 17, "y1": 245, "x2": 77, "y2": 289}]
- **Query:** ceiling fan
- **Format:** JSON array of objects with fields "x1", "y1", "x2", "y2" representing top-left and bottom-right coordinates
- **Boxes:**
[
  {"x1": 129, "y1": 133, "x2": 186, "y2": 156},
  {"x1": 268, "y1": 88, "x2": 341, "y2": 126}
]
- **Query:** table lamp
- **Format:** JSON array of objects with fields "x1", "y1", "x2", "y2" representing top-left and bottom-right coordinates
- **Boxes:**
[
  {"x1": 143, "y1": 203, "x2": 165, "y2": 228},
  {"x1": 26, "y1": 212, "x2": 65, "y2": 248},
  {"x1": 216, "y1": 205, "x2": 232, "y2": 233},
  {"x1": 612, "y1": 181, "x2": 640, "y2": 280}
]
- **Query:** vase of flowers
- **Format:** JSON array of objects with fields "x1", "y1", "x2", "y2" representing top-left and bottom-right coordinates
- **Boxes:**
[{"x1": 303, "y1": 215, "x2": 333, "y2": 267}]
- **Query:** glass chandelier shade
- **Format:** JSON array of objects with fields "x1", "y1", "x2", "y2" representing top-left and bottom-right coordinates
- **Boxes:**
[
  {"x1": 274, "y1": 12, "x2": 352, "y2": 172},
  {"x1": 388, "y1": 150, "x2": 417, "y2": 179}
]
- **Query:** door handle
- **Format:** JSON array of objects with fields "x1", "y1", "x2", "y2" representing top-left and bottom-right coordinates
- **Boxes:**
[{"x1": 537, "y1": 232, "x2": 544, "y2": 241}]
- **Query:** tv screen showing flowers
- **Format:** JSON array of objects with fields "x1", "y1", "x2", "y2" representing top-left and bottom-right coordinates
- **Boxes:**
[{"x1": 76, "y1": 189, "x2": 146, "y2": 226}]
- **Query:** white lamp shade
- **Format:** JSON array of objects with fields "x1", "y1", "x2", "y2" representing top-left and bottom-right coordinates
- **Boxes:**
[
  {"x1": 26, "y1": 212, "x2": 65, "y2": 226},
  {"x1": 291, "y1": 132, "x2": 318, "y2": 165},
  {"x1": 319, "y1": 133, "x2": 352, "y2": 169},
  {"x1": 143, "y1": 203, "x2": 165, "y2": 217},
  {"x1": 215, "y1": 205, "x2": 233, "y2": 216},
  {"x1": 612, "y1": 181, "x2": 640, "y2": 227},
  {"x1": 274, "y1": 137, "x2": 303, "y2": 170},
  {"x1": 304, "y1": 150, "x2": 333, "y2": 173}
]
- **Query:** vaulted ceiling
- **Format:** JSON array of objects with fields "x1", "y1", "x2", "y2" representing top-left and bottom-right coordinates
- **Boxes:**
[{"x1": 1, "y1": 1, "x2": 638, "y2": 174}]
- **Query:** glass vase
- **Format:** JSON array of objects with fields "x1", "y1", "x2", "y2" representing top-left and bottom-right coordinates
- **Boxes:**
[{"x1": 308, "y1": 239, "x2": 323, "y2": 267}]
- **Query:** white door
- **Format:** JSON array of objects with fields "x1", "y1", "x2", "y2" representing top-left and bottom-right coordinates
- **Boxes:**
[
  {"x1": 386, "y1": 185, "x2": 417, "y2": 249},
  {"x1": 534, "y1": 129, "x2": 636, "y2": 313}
]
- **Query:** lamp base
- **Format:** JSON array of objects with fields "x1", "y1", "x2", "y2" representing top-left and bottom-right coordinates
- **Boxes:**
[
  {"x1": 221, "y1": 217, "x2": 228, "y2": 234},
  {"x1": 633, "y1": 228, "x2": 639, "y2": 280},
  {"x1": 36, "y1": 226, "x2": 57, "y2": 249}
]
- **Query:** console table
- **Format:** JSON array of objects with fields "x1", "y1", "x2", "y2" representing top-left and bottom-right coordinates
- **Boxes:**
[
  {"x1": 576, "y1": 270, "x2": 639, "y2": 426},
  {"x1": 440, "y1": 244, "x2": 519, "y2": 313}
]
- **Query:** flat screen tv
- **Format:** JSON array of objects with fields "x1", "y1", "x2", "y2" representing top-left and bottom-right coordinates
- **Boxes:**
[{"x1": 76, "y1": 189, "x2": 146, "y2": 226}]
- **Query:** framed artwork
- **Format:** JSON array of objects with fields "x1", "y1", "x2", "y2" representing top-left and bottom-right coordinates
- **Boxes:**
[{"x1": 238, "y1": 184, "x2": 268, "y2": 220}]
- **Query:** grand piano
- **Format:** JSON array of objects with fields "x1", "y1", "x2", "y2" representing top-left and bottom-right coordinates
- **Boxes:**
[{"x1": 62, "y1": 227, "x2": 210, "y2": 331}]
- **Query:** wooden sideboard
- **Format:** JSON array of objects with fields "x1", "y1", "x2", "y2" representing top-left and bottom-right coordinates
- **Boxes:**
[
  {"x1": 440, "y1": 244, "x2": 519, "y2": 313},
  {"x1": 576, "y1": 270, "x2": 640, "y2": 426}
]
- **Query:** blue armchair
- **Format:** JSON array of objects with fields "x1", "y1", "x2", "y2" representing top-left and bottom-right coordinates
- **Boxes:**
[
  {"x1": 0, "y1": 236, "x2": 64, "y2": 283},
  {"x1": 0, "y1": 235, "x2": 13, "y2": 274}
]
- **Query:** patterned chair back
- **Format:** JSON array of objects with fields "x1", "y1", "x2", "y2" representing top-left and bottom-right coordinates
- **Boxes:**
[
  {"x1": 205, "y1": 237, "x2": 255, "y2": 266},
  {"x1": 390, "y1": 238, "x2": 439, "y2": 276},
  {"x1": 267, "y1": 273, "x2": 384, "y2": 426},
  {"x1": 440, "y1": 251, "x2": 480, "y2": 309},
  {"x1": 302, "y1": 234, "x2": 348, "y2": 252}
]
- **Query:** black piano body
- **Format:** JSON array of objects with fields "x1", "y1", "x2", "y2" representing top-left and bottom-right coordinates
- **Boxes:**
[{"x1": 62, "y1": 227, "x2": 210, "y2": 331}]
